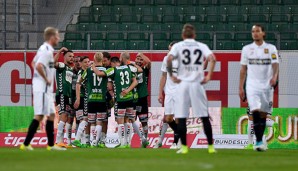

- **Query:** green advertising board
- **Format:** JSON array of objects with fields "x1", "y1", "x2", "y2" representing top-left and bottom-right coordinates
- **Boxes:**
[
  {"x1": 0, "y1": 106, "x2": 33, "y2": 132},
  {"x1": 222, "y1": 108, "x2": 298, "y2": 149}
]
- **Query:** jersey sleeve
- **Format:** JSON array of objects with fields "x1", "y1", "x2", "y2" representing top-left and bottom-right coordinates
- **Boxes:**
[
  {"x1": 202, "y1": 44, "x2": 213, "y2": 58},
  {"x1": 129, "y1": 65, "x2": 138, "y2": 73},
  {"x1": 161, "y1": 57, "x2": 167, "y2": 72},
  {"x1": 80, "y1": 69, "x2": 87, "y2": 81},
  {"x1": 105, "y1": 67, "x2": 115, "y2": 79},
  {"x1": 36, "y1": 51, "x2": 50, "y2": 67},
  {"x1": 270, "y1": 45, "x2": 279, "y2": 64},
  {"x1": 240, "y1": 46, "x2": 248, "y2": 65},
  {"x1": 56, "y1": 62, "x2": 66, "y2": 71},
  {"x1": 168, "y1": 44, "x2": 179, "y2": 59}
]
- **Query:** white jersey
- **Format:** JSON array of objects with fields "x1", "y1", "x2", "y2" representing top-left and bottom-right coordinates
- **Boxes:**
[
  {"x1": 161, "y1": 55, "x2": 178, "y2": 95},
  {"x1": 32, "y1": 42, "x2": 55, "y2": 93},
  {"x1": 168, "y1": 39, "x2": 213, "y2": 82},
  {"x1": 240, "y1": 41, "x2": 279, "y2": 90}
]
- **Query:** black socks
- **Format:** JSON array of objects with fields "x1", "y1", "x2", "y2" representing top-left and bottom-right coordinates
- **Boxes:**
[
  {"x1": 201, "y1": 117, "x2": 213, "y2": 145},
  {"x1": 46, "y1": 120, "x2": 54, "y2": 147},
  {"x1": 176, "y1": 118, "x2": 187, "y2": 146},
  {"x1": 23, "y1": 119, "x2": 39, "y2": 146},
  {"x1": 252, "y1": 111, "x2": 266, "y2": 142},
  {"x1": 168, "y1": 120, "x2": 179, "y2": 144}
]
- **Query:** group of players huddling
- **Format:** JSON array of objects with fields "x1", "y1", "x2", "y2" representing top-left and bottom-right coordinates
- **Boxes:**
[{"x1": 20, "y1": 22, "x2": 279, "y2": 153}]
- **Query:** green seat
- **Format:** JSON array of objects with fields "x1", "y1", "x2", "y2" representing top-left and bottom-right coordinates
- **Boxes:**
[
  {"x1": 196, "y1": 0, "x2": 213, "y2": 6},
  {"x1": 220, "y1": 6, "x2": 239, "y2": 15},
  {"x1": 92, "y1": 0, "x2": 106, "y2": 5},
  {"x1": 283, "y1": 0, "x2": 296, "y2": 5},
  {"x1": 168, "y1": 24, "x2": 183, "y2": 32},
  {"x1": 240, "y1": 0, "x2": 260, "y2": 5},
  {"x1": 270, "y1": 15, "x2": 289, "y2": 23},
  {"x1": 78, "y1": 24, "x2": 96, "y2": 31},
  {"x1": 204, "y1": 40, "x2": 213, "y2": 49},
  {"x1": 267, "y1": 23, "x2": 280, "y2": 32},
  {"x1": 104, "y1": 24, "x2": 119, "y2": 31},
  {"x1": 227, "y1": 15, "x2": 246, "y2": 23},
  {"x1": 90, "y1": 40, "x2": 105, "y2": 50},
  {"x1": 292, "y1": 15, "x2": 298, "y2": 23},
  {"x1": 78, "y1": 15, "x2": 94, "y2": 23},
  {"x1": 153, "y1": 41, "x2": 169, "y2": 50},
  {"x1": 112, "y1": 0, "x2": 128, "y2": 5},
  {"x1": 142, "y1": 15, "x2": 158, "y2": 23},
  {"x1": 205, "y1": 15, "x2": 224, "y2": 23},
  {"x1": 98, "y1": 14, "x2": 115, "y2": 23},
  {"x1": 177, "y1": 0, "x2": 194, "y2": 5},
  {"x1": 91, "y1": 6, "x2": 113, "y2": 15},
  {"x1": 197, "y1": 33, "x2": 212, "y2": 40},
  {"x1": 136, "y1": 6, "x2": 154, "y2": 15},
  {"x1": 206, "y1": 6, "x2": 219, "y2": 15},
  {"x1": 127, "y1": 33, "x2": 145, "y2": 40},
  {"x1": 266, "y1": 40, "x2": 277, "y2": 45},
  {"x1": 96, "y1": 24, "x2": 109, "y2": 31},
  {"x1": 248, "y1": 14, "x2": 268, "y2": 23},
  {"x1": 155, "y1": 0, "x2": 176, "y2": 5},
  {"x1": 80, "y1": 7, "x2": 90, "y2": 15},
  {"x1": 216, "y1": 41, "x2": 234, "y2": 50},
  {"x1": 184, "y1": 15, "x2": 203, "y2": 23},
  {"x1": 66, "y1": 24, "x2": 78, "y2": 32},
  {"x1": 127, "y1": 41, "x2": 149, "y2": 50},
  {"x1": 216, "y1": 33, "x2": 233, "y2": 40},
  {"x1": 154, "y1": 33, "x2": 169, "y2": 40},
  {"x1": 280, "y1": 33, "x2": 297, "y2": 40},
  {"x1": 171, "y1": 33, "x2": 182, "y2": 41},
  {"x1": 287, "y1": 5, "x2": 298, "y2": 14},
  {"x1": 163, "y1": 15, "x2": 179, "y2": 23},
  {"x1": 65, "y1": 33, "x2": 82, "y2": 40},
  {"x1": 267, "y1": 5, "x2": 286, "y2": 14},
  {"x1": 107, "y1": 33, "x2": 124, "y2": 40},
  {"x1": 120, "y1": 15, "x2": 138, "y2": 23},
  {"x1": 90, "y1": 33, "x2": 105, "y2": 40},
  {"x1": 114, "y1": 6, "x2": 134, "y2": 15},
  {"x1": 63, "y1": 41, "x2": 85, "y2": 50},
  {"x1": 134, "y1": 0, "x2": 150, "y2": 5},
  {"x1": 234, "y1": 41, "x2": 251, "y2": 50},
  {"x1": 280, "y1": 41, "x2": 298, "y2": 50},
  {"x1": 263, "y1": 0, "x2": 282, "y2": 5},
  {"x1": 266, "y1": 33, "x2": 276, "y2": 40},
  {"x1": 218, "y1": 0, "x2": 239, "y2": 5},
  {"x1": 106, "y1": 41, "x2": 126, "y2": 50},
  {"x1": 235, "y1": 33, "x2": 251, "y2": 40},
  {"x1": 288, "y1": 24, "x2": 298, "y2": 32}
]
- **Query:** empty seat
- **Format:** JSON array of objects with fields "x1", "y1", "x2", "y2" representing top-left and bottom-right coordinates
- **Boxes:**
[
  {"x1": 65, "y1": 33, "x2": 82, "y2": 40},
  {"x1": 127, "y1": 33, "x2": 145, "y2": 40},
  {"x1": 153, "y1": 41, "x2": 169, "y2": 50},
  {"x1": 270, "y1": 15, "x2": 289, "y2": 23},
  {"x1": 155, "y1": 0, "x2": 176, "y2": 5},
  {"x1": 90, "y1": 40, "x2": 105, "y2": 50},
  {"x1": 184, "y1": 15, "x2": 203, "y2": 23},
  {"x1": 216, "y1": 33, "x2": 233, "y2": 40},
  {"x1": 80, "y1": 7, "x2": 90, "y2": 15},
  {"x1": 114, "y1": 6, "x2": 134, "y2": 15},
  {"x1": 90, "y1": 33, "x2": 105, "y2": 40},
  {"x1": 234, "y1": 41, "x2": 251, "y2": 50},
  {"x1": 217, "y1": 41, "x2": 235, "y2": 50},
  {"x1": 283, "y1": 0, "x2": 296, "y2": 5},
  {"x1": 127, "y1": 41, "x2": 149, "y2": 50},
  {"x1": 288, "y1": 24, "x2": 298, "y2": 32},
  {"x1": 292, "y1": 15, "x2": 298, "y2": 23},
  {"x1": 107, "y1": 33, "x2": 124, "y2": 40},
  {"x1": 176, "y1": 0, "x2": 194, "y2": 5},
  {"x1": 227, "y1": 15, "x2": 246, "y2": 23},
  {"x1": 92, "y1": 0, "x2": 106, "y2": 5},
  {"x1": 266, "y1": 33, "x2": 276, "y2": 40},
  {"x1": 280, "y1": 33, "x2": 297, "y2": 40},
  {"x1": 218, "y1": 0, "x2": 240, "y2": 5},
  {"x1": 78, "y1": 24, "x2": 96, "y2": 31},
  {"x1": 63, "y1": 41, "x2": 85, "y2": 50},
  {"x1": 163, "y1": 15, "x2": 180, "y2": 23},
  {"x1": 120, "y1": 15, "x2": 139, "y2": 23},
  {"x1": 106, "y1": 41, "x2": 126, "y2": 50},
  {"x1": 280, "y1": 41, "x2": 298, "y2": 50},
  {"x1": 78, "y1": 15, "x2": 94, "y2": 23},
  {"x1": 235, "y1": 33, "x2": 251, "y2": 40},
  {"x1": 171, "y1": 33, "x2": 182, "y2": 41},
  {"x1": 112, "y1": 0, "x2": 128, "y2": 5},
  {"x1": 205, "y1": 15, "x2": 224, "y2": 23},
  {"x1": 66, "y1": 24, "x2": 78, "y2": 32},
  {"x1": 248, "y1": 14, "x2": 268, "y2": 23},
  {"x1": 98, "y1": 14, "x2": 115, "y2": 23},
  {"x1": 262, "y1": 0, "x2": 282, "y2": 5},
  {"x1": 197, "y1": 33, "x2": 212, "y2": 40},
  {"x1": 154, "y1": 33, "x2": 168, "y2": 40},
  {"x1": 142, "y1": 15, "x2": 158, "y2": 23},
  {"x1": 240, "y1": 0, "x2": 260, "y2": 5}
]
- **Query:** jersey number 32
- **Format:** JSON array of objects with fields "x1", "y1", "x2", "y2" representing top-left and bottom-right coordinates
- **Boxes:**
[{"x1": 182, "y1": 49, "x2": 202, "y2": 65}]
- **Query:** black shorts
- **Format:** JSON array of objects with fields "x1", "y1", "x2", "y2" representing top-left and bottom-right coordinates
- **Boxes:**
[
  {"x1": 114, "y1": 100, "x2": 134, "y2": 119},
  {"x1": 56, "y1": 94, "x2": 72, "y2": 115},
  {"x1": 135, "y1": 96, "x2": 149, "y2": 122},
  {"x1": 75, "y1": 97, "x2": 88, "y2": 120},
  {"x1": 88, "y1": 102, "x2": 108, "y2": 122},
  {"x1": 247, "y1": 106, "x2": 272, "y2": 116}
]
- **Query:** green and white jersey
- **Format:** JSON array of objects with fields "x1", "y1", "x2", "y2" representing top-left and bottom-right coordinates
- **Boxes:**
[
  {"x1": 105, "y1": 65, "x2": 135, "y2": 102},
  {"x1": 82, "y1": 66, "x2": 108, "y2": 102},
  {"x1": 136, "y1": 67, "x2": 149, "y2": 98},
  {"x1": 77, "y1": 69, "x2": 87, "y2": 97},
  {"x1": 56, "y1": 62, "x2": 73, "y2": 97}
]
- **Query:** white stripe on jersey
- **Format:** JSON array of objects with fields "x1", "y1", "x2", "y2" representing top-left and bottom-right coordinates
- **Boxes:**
[
  {"x1": 161, "y1": 55, "x2": 178, "y2": 95},
  {"x1": 240, "y1": 41, "x2": 279, "y2": 90},
  {"x1": 168, "y1": 39, "x2": 213, "y2": 82}
]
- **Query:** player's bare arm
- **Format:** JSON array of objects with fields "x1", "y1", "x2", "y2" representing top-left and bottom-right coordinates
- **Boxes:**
[
  {"x1": 92, "y1": 64, "x2": 106, "y2": 77},
  {"x1": 201, "y1": 54, "x2": 216, "y2": 84},
  {"x1": 239, "y1": 65, "x2": 247, "y2": 101},
  {"x1": 203, "y1": 59, "x2": 208, "y2": 70},
  {"x1": 36, "y1": 63, "x2": 51, "y2": 85},
  {"x1": 158, "y1": 72, "x2": 167, "y2": 104},
  {"x1": 121, "y1": 77, "x2": 138, "y2": 96},
  {"x1": 54, "y1": 47, "x2": 68, "y2": 68},
  {"x1": 271, "y1": 63, "x2": 279, "y2": 87},
  {"x1": 167, "y1": 55, "x2": 180, "y2": 83},
  {"x1": 74, "y1": 77, "x2": 83, "y2": 109},
  {"x1": 132, "y1": 63, "x2": 143, "y2": 73},
  {"x1": 139, "y1": 53, "x2": 151, "y2": 69}
]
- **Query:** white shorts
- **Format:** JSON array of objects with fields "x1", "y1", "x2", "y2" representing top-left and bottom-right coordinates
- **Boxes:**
[
  {"x1": 246, "y1": 87, "x2": 273, "y2": 114},
  {"x1": 164, "y1": 94, "x2": 175, "y2": 115},
  {"x1": 174, "y1": 81, "x2": 208, "y2": 118},
  {"x1": 33, "y1": 92, "x2": 56, "y2": 115}
]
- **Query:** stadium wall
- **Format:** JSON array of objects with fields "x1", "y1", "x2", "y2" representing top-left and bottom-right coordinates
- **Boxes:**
[{"x1": 0, "y1": 50, "x2": 297, "y2": 149}]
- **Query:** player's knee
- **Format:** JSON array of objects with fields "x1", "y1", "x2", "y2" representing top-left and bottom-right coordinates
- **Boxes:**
[
  {"x1": 164, "y1": 115, "x2": 174, "y2": 123},
  {"x1": 34, "y1": 115, "x2": 44, "y2": 122}
]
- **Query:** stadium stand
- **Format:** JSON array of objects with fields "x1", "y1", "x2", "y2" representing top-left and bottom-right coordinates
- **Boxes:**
[{"x1": 28, "y1": 0, "x2": 298, "y2": 50}]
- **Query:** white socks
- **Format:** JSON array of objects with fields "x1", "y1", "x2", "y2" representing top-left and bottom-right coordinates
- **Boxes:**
[
  {"x1": 65, "y1": 123, "x2": 72, "y2": 145},
  {"x1": 248, "y1": 120, "x2": 254, "y2": 145},
  {"x1": 118, "y1": 124, "x2": 125, "y2": 146},
  {"x1": 75, "y1": 120, "x2": 88, "y2": 141},
  {"x1": 90, "y1": 125, "x2": 96, "y2": 141},
  {"x1": 143, "y1": 125, "x2": 148, "y2": 139},
  {"x1": 95, "y1": 125, "x2": 102, "y2": 143},
  {"x1": 159, "y1": 123, "x2": 168, "y2": 144},
  {"x1": 132, "y1": 121, "x2": 145, "y2": 141},
  {"x1": 56, "y1": 121, "x2": 65, "y2": 144},
  {"x1": 266, "y1": 118, "x2": 274, "y2": 127}
]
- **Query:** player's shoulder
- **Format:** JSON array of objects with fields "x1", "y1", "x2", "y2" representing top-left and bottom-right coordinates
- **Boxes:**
[
  {"x1": 242, "y1": 42, "x2": 254, "y2": 51},
  {"x1": 264, "y1": 42, "x2": 277, "y2": 50}
]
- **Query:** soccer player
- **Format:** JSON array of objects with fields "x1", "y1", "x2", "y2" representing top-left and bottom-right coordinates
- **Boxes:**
[
  {"x1": 55, "y1": 49, "x2": 74, "y2": 147},
  {"x1": 155, "y1": 41, "x2": 179, "y2": 149},
  {"x1": 78, "y1": 52, "x2": 108, "y2": 147},
  {"x1": 72, "y1": 56, "x2": 90, "y2": 147},
  {"x1": 120, "y1": 52, "x2": 147, "y2": 147},
  {"x1": 239, "y1": 24, "x2": 279, "y2": 152},
  {"x1": 20, "y1": 27, "x2": 66, "y2": 151},
  {"x1": 92, "y1": 57, "x2": 138, "y2": 148},
  {"x1": 134, "y1": 53, "x2": 151, "y2": 140},
  {"x1": 71, "y1": 56, "x2": 81, "y2": 135},
  {"x1": 167, "y1": 24, "x2": 217, "y2": 154}
]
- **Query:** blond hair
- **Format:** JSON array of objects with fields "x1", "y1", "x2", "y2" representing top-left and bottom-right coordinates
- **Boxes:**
[
  {"x1": 94, "y1": 52, "x2": 103, "y2": 63},
  {"x1": 44, "y1": 27, "x2": 58, "y2": 41},
  {"x1": 120, "y1": 51, "x2": 130, "y2": 60}
]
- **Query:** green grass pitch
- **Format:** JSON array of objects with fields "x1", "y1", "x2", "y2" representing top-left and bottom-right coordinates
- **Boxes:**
[{"x1": 0, "y1": 148, "x2": 297, "y2": 171}]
